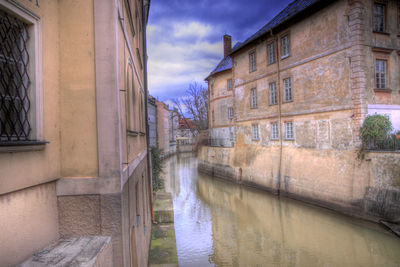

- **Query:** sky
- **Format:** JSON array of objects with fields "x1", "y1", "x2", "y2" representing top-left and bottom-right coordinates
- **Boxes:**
[{"x1": 147, "y1": 0, "x2": 293, "y2": 103}]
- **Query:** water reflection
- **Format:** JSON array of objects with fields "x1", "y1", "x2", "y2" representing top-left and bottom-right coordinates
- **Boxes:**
[{"x1": 164, "y1": 154, "x2": 400, "y2": 267}]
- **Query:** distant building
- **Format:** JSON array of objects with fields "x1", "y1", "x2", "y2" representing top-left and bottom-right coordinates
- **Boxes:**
[
  {"x1": 200, "y1": 0, "x2": 400, "y2": 222},
  {"x1": 155, "y1": 99, "x2": 170, "y2": 156},
  {"x1": 0, "y1": 0, "x2": 152, "y2": 266},
  {"x1": 148, "y1": 96, "x2": 157, "y2": 148}
]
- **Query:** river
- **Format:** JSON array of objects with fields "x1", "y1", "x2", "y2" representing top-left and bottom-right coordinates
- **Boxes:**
[{"x1": 162, "y1": 153, "x2": 400, "y2": 267}]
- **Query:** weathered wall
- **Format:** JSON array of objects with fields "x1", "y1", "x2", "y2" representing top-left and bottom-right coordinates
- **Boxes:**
[
  {"x1": 209, "y1": 70, "x2": 234, "y2": 128},
  {"x1": 198, "y1": 144, "x2": 400, "y2": 222},
  {"x1": 0, "y1": 182, "x2": 59, "y2": 266},
  {"x1": 59, "y1": 0, "x2": 98, "y2": 178}
]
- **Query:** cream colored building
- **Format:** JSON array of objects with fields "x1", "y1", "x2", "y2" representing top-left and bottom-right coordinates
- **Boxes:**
[
  {"x1": 0, "y1": 0, "x2": 152, "y2": 266},
  {"x1": 201, "y1": 0, "x2": 400, "y2": 222}
]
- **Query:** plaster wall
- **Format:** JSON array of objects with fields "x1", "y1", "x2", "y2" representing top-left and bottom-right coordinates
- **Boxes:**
[
  {"x1": 0, "y1": 182, "x2": 59, "y2": 266},
  {"x1": 59, "y1": 0, "x2": 98, "y2": 178}
]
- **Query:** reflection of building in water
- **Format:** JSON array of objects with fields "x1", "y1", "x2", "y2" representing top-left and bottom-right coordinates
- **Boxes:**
[{"x1": 197, "y1": 174, "x2": 400, "y2": 266}]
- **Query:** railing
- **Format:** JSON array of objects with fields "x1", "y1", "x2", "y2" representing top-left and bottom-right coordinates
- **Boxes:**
[
  {"x1": 206, "y1": 138, "x2": 234, "y2": 148},
  {"x1": 362, "y1": 136, "x2": 400, "y2": 151}
]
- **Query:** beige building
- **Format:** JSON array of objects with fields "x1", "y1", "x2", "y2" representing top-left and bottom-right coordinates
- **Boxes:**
[
  {"x1": 0, "y1": 0, "x2": 152, "y2": 266},
  {"x1": 200, "y1": 0, "x2": 400, "y2": 222}
]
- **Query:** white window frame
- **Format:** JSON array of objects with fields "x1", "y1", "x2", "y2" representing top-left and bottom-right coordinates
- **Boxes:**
[
  {"x1": 269, "y1": 82, "x2": 277, "y2": 105},
  {"x1": 227, "y1": 79, "x2": 233, "y2": 90},
  {"x1": 281, "y1": 35, "x2": 290, "y2": 59},
  {"x1": 283, "y1": 77, "x2": 292, "y2": 102},
  {"x1": 0, "y1": 1, "x2": 43, "y2": 142},
  {"x1": 228, "y1": 107, "x2": 233, "y2": 120},
  {"x1": 375, "y1": 59, "x2": 386, "y2": 89},
  {"x1": 252, "y1": 124, "x2": 259, "y2": 140},
  {"x1": 271, "y1": 123, "x2": 279, "y2": 140},
  {"x1": 267, "y1": 42, "x2": 275, "y2": 64},
  {"x1": 250, "y1": 88, "x2": 257, "y2": 109},
  {"x1": 249, "y1": 51, "x2": 256, "y2": 72},
  {"x1": 284, "y1": 122, "x2": 294, "y2": 140},
  {"x1": 373, "y1": 3, "x2": 385, "y2": 33}
]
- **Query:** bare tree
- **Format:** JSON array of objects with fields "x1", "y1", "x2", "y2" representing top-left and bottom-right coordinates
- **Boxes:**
[{"x1": 171, "y1": 82, "x2": 208, "y2": 136}]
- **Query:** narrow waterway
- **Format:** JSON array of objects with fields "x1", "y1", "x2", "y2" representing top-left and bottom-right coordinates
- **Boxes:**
[{"x1": 163, "y1": 154, "x2": 400, "y2": 267}]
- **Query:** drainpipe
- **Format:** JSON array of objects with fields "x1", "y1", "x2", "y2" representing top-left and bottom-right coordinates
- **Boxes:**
[
  {"x1": 271, "y1": 29, "x2": 283, "y2": 195},
  {"x1": 142, "y1": 0, "x2": 154, "y2": 222}
]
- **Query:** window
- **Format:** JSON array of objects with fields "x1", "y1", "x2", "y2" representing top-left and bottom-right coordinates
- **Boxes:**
[
  {"x1": 284, "y1": 122, "x2": 294, "y2": 140},
  {"x1": 374, "y1": 3, "x2": 385, "y2": 32},
  {"x1": 0, "y1": 7, "x2": 41, "y2": 143},
  {"x1": 250, "y1": 88, "x2": 257, "y2": 108},
  {"x1": 283, "y1": 78, "x2": 292, "y2": 102},
  {"x1": 269, "y1": 82, "x2": 277, "y2": 105},
  {"x1": 271, "y1": 123, "x2": 279, "y2": 140},
  {"x1": 249, "y1": 51, "x2": 256, "y2": 72},
  {"x1": 228, "y1": 107, "x2": 234, "y2": 120},
  {"x1": 227, "y1": 79, "x2": 233, "y2": 90},
  {"x1": 376, "y1": 59, "x2": 387, "y2": 89},
  {"x1": 281, "y1": 35, "x2": 290, "y2": 58},
  {"x1": 267, "y1": 42, "x2": 275, "y2": 64},
  {"x1": 252, "y1": 124, "x2": 259, "y2": 140},
  {"x1": 210, "y1": 81, "x2": 214, "y2": 96},
  {"x1": 212, "y1": 110, "x2": 215, "y2": 124}
]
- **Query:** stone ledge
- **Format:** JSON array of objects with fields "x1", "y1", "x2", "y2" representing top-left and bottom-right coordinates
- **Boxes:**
[{"x1": 18, "y1": 236, "x2": 112, "y2": 267}]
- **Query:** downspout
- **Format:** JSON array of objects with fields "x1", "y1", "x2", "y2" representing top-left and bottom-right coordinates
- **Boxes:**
[
  {"x1": 142, "y1": 0, "x2": 154, "y2": 222},
  {"x1": 272, "y1": 29, "x2": 283, "y2": 195}
]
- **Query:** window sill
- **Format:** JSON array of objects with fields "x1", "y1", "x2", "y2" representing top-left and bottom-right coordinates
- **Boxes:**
[
  {"x1": 249, "y1": 70, "x2": 256, "y2": 73},
  {"x1": 250, "y1": 107, "x2": 258, "y2": 109},
  {"x1": 284, "y1": 138, "x2": 295, "y2": 141},
  {"x1": 269, "y1": 103, "x2": 278, "y2": 106},
  {"x1": 271, "y1": 138, "x2": 279, "y2": 141},
  {"x1": 282, "y1": 100, "x2": 293, "y2": 104},
  {"x1": 373, "y1": 31, "x2": 390, "y2": 36},
  {"x1": 281, "y1": 54, "x2": 290, "y2": 60},
  {"x1": 267, "y1": 61, "x2": 276, "y2": 66},
  {"x1": 127, "y1": 130, "x2": 139, "y2": 136},
  {"x1": 374, "y1": 88, "x2": 392, "y2": 93},
  {"x1": 139, "y1": 132, "x2": 146, "y2": 136},
  {"x1": 252, "y1": 139, "x2": 260, "y2": 141},
  {"x1": 0, "y1": 140, "x2": 49, "y2": 153}
]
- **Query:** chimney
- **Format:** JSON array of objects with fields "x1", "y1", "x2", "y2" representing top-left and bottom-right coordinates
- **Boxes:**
[{"x1": 223, "y1": 34, "x2": 232, "y2": 58}]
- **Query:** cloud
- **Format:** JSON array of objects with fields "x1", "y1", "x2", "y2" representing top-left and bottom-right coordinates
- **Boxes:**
[{"x1": 147, "y1": 0, "x2": 294, "y2": 101}]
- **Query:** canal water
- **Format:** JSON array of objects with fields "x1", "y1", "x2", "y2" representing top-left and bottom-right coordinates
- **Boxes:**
[{"x1": 163, "y1": 154, "x2": 400, "y2": 267}]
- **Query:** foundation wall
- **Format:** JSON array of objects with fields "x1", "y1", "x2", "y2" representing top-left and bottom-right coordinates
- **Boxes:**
[{"x1": 198, "y1": 145, "x2": 400, "y2": 222}]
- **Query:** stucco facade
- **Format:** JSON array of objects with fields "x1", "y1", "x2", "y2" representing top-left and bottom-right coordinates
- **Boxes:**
[
  {"x1": 201, "y1": 0, "x2": 400, "y2": 222},
  {"x1": 0, "y1": 0, "x2": 152, "y2": 266}
]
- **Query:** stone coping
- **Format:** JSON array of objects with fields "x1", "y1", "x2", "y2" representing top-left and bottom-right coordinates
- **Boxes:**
[{"x1": 18, "y1": 236, "x2": 112, "y2": 267}]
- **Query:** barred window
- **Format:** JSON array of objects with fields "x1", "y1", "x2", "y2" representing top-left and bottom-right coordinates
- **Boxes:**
[
  {"x1": 227, "y1": 79, "x2": 233, "y2": 90},
  {"x1": 285, "y1": 122, "x2": 294, "y2": 140},
  {"x1": 281, "y1": 35, "x2": 290, "y2": 58},
  {"x1": 269, "y1": 82, "x2": 277, "y2": 105},
  {"x1": 228, "y1": 107, "x2": 233, "y2": 120},
  {"x1": 249, "y1": 51, "x2": 256, "y2": 72},
  {"x1": 374, "y1": 3, "x2": 385, "y2": 32},
  {"x1": 271, "y1": 123, "x2": 279, "y2": 140},
  {"x1": 267, "y1": 42, "x2": 275, "y2": 64},
  {"x1": 0, "y1": 10, "x2": 31, "y2": 142},
  {"x1": 252, "y1": 124, "x2": 259, "y2": 140},
  {"x1": 250, "y1": 88, "x2": 257, "y2": 108},
  {"x1": 283, "y1": 78, "x2": 292, "y2": 102},
  {"x1": 376, "y1": 60, "x2": 386, "y2": 89}
]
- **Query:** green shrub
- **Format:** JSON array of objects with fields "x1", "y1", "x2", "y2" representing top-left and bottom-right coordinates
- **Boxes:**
[
  {"x1": 150, "y1": 147, "x2": 164, "y2": 192},
  {"x1": 360, "y1": 114, "x2": 393, "y2": 146}
]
